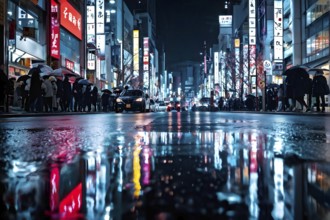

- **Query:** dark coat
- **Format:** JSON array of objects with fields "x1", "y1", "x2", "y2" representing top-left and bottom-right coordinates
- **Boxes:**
[
  {"x1": 312, "y1": 75, "x2": 329, "y2": 96},
  {"x1": 284, "y1": 75, "x2": 295, "y2": 98},
  {"x1": 29, "y1": 70, "x2": 42, "y2": 99},
  {"x1": 91, "y1": 87, "x2": 98, "y2": 104},
  {"x1": 293, "y1": 76, "x2": 310, "y2": 98},
  {"x1": 62, "y1": 77, "x2": 72, "y2": 99},
  {"x1": 56, "y1": 79, "x2": 64, "y2": 98}
]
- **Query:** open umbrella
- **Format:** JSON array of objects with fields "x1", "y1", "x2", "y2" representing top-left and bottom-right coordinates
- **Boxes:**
[
  {"x1": 17, "y1": 75, "x2": 30, "y2": 82},
  {"x1": 52, "y1": 68, "x2": 80, "y2": 78},
  {"x1": 308, "y1": 68, "x2": 329, "y2": 76},
  {"x1": 101, "y1": 89, "x2": 112, "y2": 94},
  {"x1": 28, "y1": 67, "x2": 41, "y2": 76},
  {"x1": 283, "y1": 66, "x2": 309, "y2": 79},
  {"x1": 31, "y1": 63, "x2": 53, "y2": 75},
  {"x1": 65, "y1": 72, "x2": 80, "y2": 77},
  {"x1": 78, "y1": 79, "x2": 92, "y2": 85},
  {"x1": 50, "y1": 68, "x2": 64, "y2": 77}
]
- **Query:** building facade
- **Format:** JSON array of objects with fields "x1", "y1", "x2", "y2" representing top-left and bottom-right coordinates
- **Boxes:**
[{"x1": 217, "y1": 0, "x2": 330, "y2": 107}]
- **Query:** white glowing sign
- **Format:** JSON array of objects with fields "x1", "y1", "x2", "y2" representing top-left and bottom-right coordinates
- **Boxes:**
[
  {"x1": 96, "y1": 0, "x2": 104, "y2": 34},
  {"x1": 88, "y1": 60, "x2": 95, "y2": 70},
  {"x1": 87, "y1": 6, "x2": 95, "y2": 23},
  {"x1": 219, "y1": 15, "x2": 232, "y2": 27},
  {"x1": 133, "y1": 30, "x2": 140, "y2": 76},
  {"x1": 143, "y1": 37, "x2": 149, "y2": 88},
  {"x1": 274, "y1": 0, "x2": 283, "y2": 62},
  {"x1": 87, "y1": 5, "x2": 95, "y2": 44},
  {"x1": 96, "y1": 34, "x2": 105, "y2": 55},
  {"x1": 214, "y1": 52, "x2": 219, "y2": 84},
  {"x1": 249, "y1": 0, "x2": 256, "y2": 46},
  {"x1": 249, "y1": 0, "x2": 256, "y2": 86}
]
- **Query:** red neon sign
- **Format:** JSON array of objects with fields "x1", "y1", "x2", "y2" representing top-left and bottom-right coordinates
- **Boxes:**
[
  {"x1": 65, "y1": 59, "x2": 74, "y2": 72},
  {"x1": 50, "y1": 0, "x2": 60, "y2": 59},
  {"x1": 60, "y1": 0, "x2": 82, "y2": 40},
  {"x1": 59, "y1": 183, "x2": 82, "y2": 218},
  {"x1": 50, "y1": 167, "x2": 60, "y2": 211}
]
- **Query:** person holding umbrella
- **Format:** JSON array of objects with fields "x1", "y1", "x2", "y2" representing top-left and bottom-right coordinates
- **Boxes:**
[
  {"x1": 101, "y1": 89, "x2": 111, "y2": 112},
  {"x1": 312, "y1": 70, "x2": 329, "y2": 112},
  {"x1": 62, "y1": 76, "x2": 72, "y2": 112},
  {"x1": 42, "y1": 76, "x2": 54, "y2": 112},
  {"x1": 29, "y1": 68, "x2": 44, "y2": 112},
  {"x1": 293, "y1": 75, "x2": 311, "y2": 112},
  {"x1": 83, "y1": 84, "x2": 92, "y2": 112},
  {"x1": 73, "y1": 78, "x2": 83, "y2": 112},
  {"x1": 283, "y1": 66, "x2": 310, "y2": 112},
  {"x1": 17, "y1": 75, "x2": 30, "y2": 110},
  {"x1": 91, "y1": 86, "x2": 98, "y2": 111},
  {"x1": 284, "y1": 73, "x2": 296, "y2": 111}
]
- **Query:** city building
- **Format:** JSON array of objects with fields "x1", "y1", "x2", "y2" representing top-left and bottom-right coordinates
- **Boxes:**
[
  {"x1": 0, "y1": 0, "x2": 160, "y2": 98},
  {"x1": 5, "y1": 0, "x2": 49, "y2": 77},
  {"x1": 215, "y1": 0, "x2": 330, "y2": 108},
  {"x1": 167, "y1": 61, "x2": 201, "y2": 103}
]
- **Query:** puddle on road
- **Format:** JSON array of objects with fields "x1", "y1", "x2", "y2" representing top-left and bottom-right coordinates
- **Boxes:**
[{"x1": 0, "y1": 128, "x2": 330, "y2": 220}]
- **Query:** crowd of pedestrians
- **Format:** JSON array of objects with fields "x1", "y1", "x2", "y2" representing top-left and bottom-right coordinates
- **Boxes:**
[
  {"x1": 217, "y1": 69, "x2": 329, "y2": 113},
  {"x1": 1, "y1": 65, "x2": 330, "y2": 114},
  {"x1": 0, "y1": 66, "x2": 122, "y2": 114},
  {"x1": 264, "y1": 70, "x2": 329, "y2": 112},
  {"x1": 278, "y1": 69, "x2": 329, "y2": 112}
]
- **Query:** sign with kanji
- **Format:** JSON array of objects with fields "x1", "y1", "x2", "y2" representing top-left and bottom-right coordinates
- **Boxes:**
[
  {"x1": 65, "y1": 59, "x2": 74, "y2": 72},
  {"x1": 219, "y1": 15, "x2": 232, "y2": 27},
  {"x1": 60, "y1": 0, "x2": 82, "y2": 40},
  {"x1": 96, "y1": 0, "x2": 104, "y2": 34},
  {"x1": 50, "y1": 0, "x2": 60, "y2": 59},
  {"x1": 274, "y1": 0, "x2": 283, "y2": 62}
]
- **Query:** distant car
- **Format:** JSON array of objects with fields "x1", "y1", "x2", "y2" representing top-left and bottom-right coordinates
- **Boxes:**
[
  {"x1": 115, "y1": 89, "x2": 148, "y2": 113},
  {"x1": 156, "y1": 101, "x2": 167, "y2": 112},
  {"x1": 193, "y1": 97, "x2": 217, "y2": 111},
  {"x1": 167, "y1": 101, "x2": 181, "y2": 112}
]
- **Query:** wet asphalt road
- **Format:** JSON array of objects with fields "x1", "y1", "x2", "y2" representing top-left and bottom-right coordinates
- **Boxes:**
[{"x1": 0, "y1": 111, "x2": 330, "y2": 220}]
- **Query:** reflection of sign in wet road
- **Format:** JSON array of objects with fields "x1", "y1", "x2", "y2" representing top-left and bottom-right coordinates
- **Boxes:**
[{"x1": 0, "y1": 113, "x2": 329, "y2": 219}]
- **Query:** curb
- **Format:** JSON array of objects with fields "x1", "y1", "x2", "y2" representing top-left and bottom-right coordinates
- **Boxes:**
[{"x1": 0, "y1": 109, "x2": 329, "y2": 118}]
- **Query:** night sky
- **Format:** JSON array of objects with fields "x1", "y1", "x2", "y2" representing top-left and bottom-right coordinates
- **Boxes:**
[{"x1": 156, "y1": 0, "x2": 225, "y2": 66}]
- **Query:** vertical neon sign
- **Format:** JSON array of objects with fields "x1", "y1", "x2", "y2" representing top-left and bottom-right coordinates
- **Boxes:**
[
  {"x1": 249, "y1": 0, "x2": 256, "y2": 93},
  {"x1": 50, "y1": 0, "x2": 60, "y2": 59}
]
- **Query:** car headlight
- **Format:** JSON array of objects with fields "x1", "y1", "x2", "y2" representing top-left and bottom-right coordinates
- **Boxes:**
[
  {"x1": 116, "y1": 98, "x2": 123, "y2": 103},
  {"x1": 136, "y1": 97, "x2": 143, "y2": 102}
]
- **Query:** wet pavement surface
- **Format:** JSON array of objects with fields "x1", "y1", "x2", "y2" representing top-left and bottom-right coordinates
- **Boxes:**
[{"x1": 0, "y1": 112, "x2": 329, "y2": 220}]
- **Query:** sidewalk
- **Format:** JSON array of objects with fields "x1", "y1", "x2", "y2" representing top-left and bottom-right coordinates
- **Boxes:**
[
  {"x1": 0, "y1": 106, "x2": 103, "y2": 117},
  {"x1": 0, "y1": 106, "x2": 329, "y2": 118}
]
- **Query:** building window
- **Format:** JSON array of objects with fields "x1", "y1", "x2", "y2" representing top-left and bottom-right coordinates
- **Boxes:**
[
  {"x1": 306, "y1": 29, "x2": 329, "y2": 56},
  {"x1": 60, "y1": 28, "x2": 80, "y2": 63},
  {"x1": 306, "y1": 0, "x2": 330, "y2": 26},
  {"x1": 14, "y1": 7, "x2": 40, "y2": 42}
]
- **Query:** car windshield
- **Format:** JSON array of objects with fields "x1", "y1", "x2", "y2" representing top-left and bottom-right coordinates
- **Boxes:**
[{"x1": 122, "y1": 90, "x2": 143, "y2": 97}]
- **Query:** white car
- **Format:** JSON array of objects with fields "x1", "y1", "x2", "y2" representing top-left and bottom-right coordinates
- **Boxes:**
[
  {"x1": 149, "y1": 99, "x2": 156, "y2": 112},
  {"x1": 156, "y1": 101, "x2": 167, "y2": 112}
]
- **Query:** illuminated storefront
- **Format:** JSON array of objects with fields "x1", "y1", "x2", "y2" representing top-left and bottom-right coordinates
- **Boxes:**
[{"x1": 7, "y1": 0, "x2": 47, "y2": 78}]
